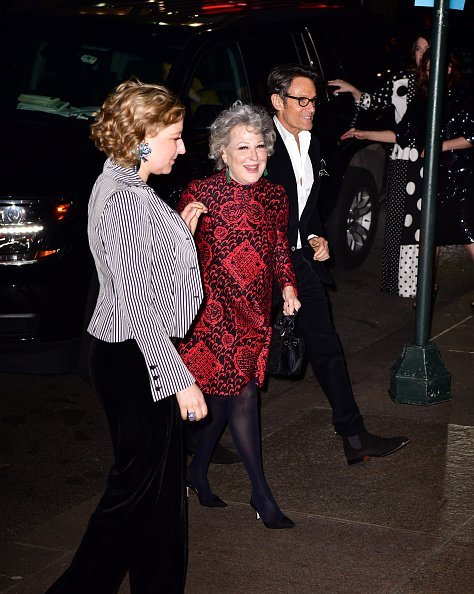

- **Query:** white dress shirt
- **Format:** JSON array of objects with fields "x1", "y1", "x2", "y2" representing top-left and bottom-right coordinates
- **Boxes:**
[
  {"x1": 274, "y1": 116, "x2": 314, "y2": 248},
  {"x1": 87, "y1": 159, "x2": 203, "y2": 400}
]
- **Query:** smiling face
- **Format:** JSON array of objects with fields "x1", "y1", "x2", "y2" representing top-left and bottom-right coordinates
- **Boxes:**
[
  {"x1": 271, "y1": 76, "x2": 317, "y2": 139},
  {"x1": 138, "y1": 119, "x2": 185, "y2": 181},
  {"x1": 221, "y1": 125, "x2": 268, "y2": 185},
  {"x1": 414, "y1": 36, "x2": 429, "y2": 67}
]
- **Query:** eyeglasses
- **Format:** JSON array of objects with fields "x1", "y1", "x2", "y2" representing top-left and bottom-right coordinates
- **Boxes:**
[{"x1": 284, "y1": 94, "x2": 319, "y2": 107}]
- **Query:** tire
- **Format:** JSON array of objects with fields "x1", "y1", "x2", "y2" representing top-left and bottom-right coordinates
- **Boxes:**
[{"x1": 327, "y1": 166, "x2": 379, "y2": 269}]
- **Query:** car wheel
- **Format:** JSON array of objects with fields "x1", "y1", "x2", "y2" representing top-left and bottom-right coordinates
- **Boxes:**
[{"x1": 327, "y1": 166, "x2": 379, "y2": 269}]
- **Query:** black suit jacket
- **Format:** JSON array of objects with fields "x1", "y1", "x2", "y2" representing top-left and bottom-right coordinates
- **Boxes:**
[{"x1": 266, "y1": 128, "x2": 332, "y2": 285}]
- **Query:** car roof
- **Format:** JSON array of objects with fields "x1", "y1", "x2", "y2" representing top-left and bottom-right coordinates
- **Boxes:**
[{"x1": 17, "y1": 1, "x2": 378, "y2": 46}]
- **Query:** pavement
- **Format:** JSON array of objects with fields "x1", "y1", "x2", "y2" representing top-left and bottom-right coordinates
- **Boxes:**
[{"x1": 1, "y1": 290, "x2": 473, "y2": 593}]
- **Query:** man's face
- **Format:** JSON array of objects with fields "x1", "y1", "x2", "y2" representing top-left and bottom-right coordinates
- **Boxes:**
[{"x1": 272, "y1": 76, "x2": 317, "y2": 138}]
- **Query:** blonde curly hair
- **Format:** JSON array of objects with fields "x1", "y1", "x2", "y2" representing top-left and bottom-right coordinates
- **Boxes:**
[{"x1": 90, "y1": 79, "x2": 185, "y2": 168}]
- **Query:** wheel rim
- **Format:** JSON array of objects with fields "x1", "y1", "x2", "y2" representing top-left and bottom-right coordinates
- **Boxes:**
[{"x1": 346, "y1": 188, "x2": 373, "y2": 254}]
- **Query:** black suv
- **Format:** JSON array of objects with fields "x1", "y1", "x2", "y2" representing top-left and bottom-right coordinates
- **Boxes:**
[{"x1": 0, "y1": 1, "x2": 391, "y2": 373}]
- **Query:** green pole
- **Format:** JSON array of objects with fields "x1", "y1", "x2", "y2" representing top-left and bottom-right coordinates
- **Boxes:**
[
  {"x1": 415, "y1": 0, "x2": 449, "y2": 346},
  {"x1": 389, "y1": 0, "x2": 452, "y2": 405}
]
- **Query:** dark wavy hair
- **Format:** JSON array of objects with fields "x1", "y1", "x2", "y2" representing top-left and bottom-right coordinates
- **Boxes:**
[
  {"x1": 410, "y1": 31, "x2": 431, "y2": 67},
  {"x1": 417, "y1": 48, "x2": 463, "y2": 99},
  {"x1": 267, "y1": 64, "x2": 320, "y2": 114}
]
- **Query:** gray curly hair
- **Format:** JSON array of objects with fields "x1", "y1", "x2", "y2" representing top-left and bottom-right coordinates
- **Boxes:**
[{"x1": 209, "y1": 103, "x2": 276, "y2": 170}]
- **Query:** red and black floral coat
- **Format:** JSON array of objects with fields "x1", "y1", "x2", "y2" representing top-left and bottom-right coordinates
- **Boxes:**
[{"x1": 177, "y1": 169, "x2": 296, "y2": 396}]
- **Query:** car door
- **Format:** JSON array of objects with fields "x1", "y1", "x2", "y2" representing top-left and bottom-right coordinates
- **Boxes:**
[{"x1": 157, "y1": 41, "x2": 250, "y2": 206}]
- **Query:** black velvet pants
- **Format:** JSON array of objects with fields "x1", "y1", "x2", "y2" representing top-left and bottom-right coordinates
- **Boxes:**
[
  {"x1": 46, "y1": 338, "x2": 186, "y2": 594},
  {"x1": 292, "y1": 251, "x2": 366, "y2": 437}
]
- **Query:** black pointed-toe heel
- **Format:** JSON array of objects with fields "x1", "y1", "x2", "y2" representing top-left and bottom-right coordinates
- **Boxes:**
[
  {"x1": 249, "y1": 498, "x2": 295, "y2": 529},
  {"x1": 185, "y1": 469, "x2": 227, "y2": 508}
]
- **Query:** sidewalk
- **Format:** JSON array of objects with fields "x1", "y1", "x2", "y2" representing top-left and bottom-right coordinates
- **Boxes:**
[{"x1": 1, "y1": 294, "x2": 473, "y2": 594}]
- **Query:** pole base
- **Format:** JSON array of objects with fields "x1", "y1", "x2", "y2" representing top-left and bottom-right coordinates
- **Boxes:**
[{"x1": 389, "y1": 342, "x2": 451, "y2": 405}]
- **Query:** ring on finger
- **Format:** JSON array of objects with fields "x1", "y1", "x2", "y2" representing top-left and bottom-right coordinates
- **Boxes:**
[{"x1": 187, "y1": 410, "x2": 196, "y2": 422}]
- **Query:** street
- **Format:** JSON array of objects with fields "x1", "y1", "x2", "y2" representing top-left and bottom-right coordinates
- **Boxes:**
[{"x1": 1, "y1": 205, "x2": 473, "y2": 548}]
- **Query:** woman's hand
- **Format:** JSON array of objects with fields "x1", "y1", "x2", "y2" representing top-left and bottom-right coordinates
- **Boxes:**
[
  {"x1": 340, "y1": 128, "x2": 367, "y2": 141},
  {"x1": 308, "y1": 236, "x2": 330, "y2": 261},
  {"x1": 340, "y1": 128, "x2": 396, "y2": 144},
  {"x1": 176, "y1": 383, "x2": 208, "y2": 421},
  {"x1": 327, "y1": 79, "x2": 362, "y2": 102},
  {"x1": 180, "y1": 201, "x2": 208, "y2": 235},
  {"x1": 282, "y1": 285, "x2": 301, "y2": 316}
]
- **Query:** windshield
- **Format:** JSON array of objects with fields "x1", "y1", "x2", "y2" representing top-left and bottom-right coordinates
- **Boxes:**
[{"x1": 1, "y1": 28, "x2": 180, "y2": 119}]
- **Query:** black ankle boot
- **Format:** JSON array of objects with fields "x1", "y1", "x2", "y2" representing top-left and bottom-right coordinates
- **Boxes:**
[{"x1": 342, "y1": 432, "x2": 410, "y2": 465}]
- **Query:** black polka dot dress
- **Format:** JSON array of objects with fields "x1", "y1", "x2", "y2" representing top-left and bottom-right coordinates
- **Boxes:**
[
  {"x1": 382, "y1": 145, "x2": 423, "y2": 298},
  {"x1": 356, "y1": 70, "x2": 421, "y2": 298}
]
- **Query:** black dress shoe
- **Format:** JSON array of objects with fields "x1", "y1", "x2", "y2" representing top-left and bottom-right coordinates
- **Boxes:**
[{"x1": 342, "y1": 432, "x2": 410, "y2": 465}]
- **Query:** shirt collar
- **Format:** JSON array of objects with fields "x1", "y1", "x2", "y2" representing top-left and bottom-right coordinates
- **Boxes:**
[
  {"x1": 273, "y1": 115, "x2": 311, "y2": 148},
  {"x1": 103, "y1": 158, "x2": 147, "y2": 187}
]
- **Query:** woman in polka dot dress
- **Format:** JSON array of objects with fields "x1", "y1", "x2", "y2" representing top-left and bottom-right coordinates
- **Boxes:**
[
  {"x1": 341, "y1": 48, "x2": 474, "y2": 300},
  {"x1": 330, "y1": 33, "x2": 430, "y2": 297},
  {"x1": 341, "y1": 114, "x2": 424, "y2": 297}
]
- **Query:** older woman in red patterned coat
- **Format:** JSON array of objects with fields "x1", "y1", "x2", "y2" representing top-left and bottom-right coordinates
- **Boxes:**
[{"x1": 178, "y1": 104, "x2": 300, "y2": 529}]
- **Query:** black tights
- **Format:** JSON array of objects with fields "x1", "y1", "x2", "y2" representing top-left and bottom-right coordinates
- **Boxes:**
[{"x1": 188, "y1": 381, "x2": 283, "y2": 523}]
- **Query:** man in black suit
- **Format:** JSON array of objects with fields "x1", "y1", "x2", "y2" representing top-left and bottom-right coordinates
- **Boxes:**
[{"x1": 267, "y1": 63, "x2": 409, "y2": 464}]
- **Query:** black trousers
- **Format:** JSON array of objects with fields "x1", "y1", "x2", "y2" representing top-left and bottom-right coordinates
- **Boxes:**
[
  {"x1": 292, "y1": 251, "x2": 366, "y2": 437},
  {"x1": 46, "y1": 338, "x2": 186, "y2": 594}
]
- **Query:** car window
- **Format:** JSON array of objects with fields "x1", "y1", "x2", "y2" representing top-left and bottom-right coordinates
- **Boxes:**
[
  {"x1": 2, "y1": 31, "x2": 181, "y2": 117},
  {"x1": 241, "y1": 32, "x2": 301, "y2": 104},
  {"x1": 187, "y1": 44, "x2": 249, "y2": 128},
  {"x1": 315, "y1": 16, "x2": 393, "y2": 92}
]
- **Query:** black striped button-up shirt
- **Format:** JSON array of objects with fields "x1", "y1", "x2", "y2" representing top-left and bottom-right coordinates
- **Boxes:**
[{"x1": 87, "y1": 159, "x2": 203, "y2": 400}]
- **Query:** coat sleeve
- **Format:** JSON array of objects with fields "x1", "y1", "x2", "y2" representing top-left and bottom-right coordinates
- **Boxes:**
[
  {"x1": 358, "y1": 72, "x2": 401, "y2": 112},
  {"x1": 177, "y1": 180, "x2": 200, "y2": 212},
  {"x1": 271, "y1": 186, "x2": 297, "y2": 293},
  {"x1": 450, "y1": 91, "x2": 474, "y2": 144},
  {"x1": 101, "y1": 191, "x2": 195, "y2": 399}
]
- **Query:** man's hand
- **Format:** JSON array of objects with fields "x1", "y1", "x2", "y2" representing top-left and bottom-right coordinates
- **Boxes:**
[{"x1": 308, "y1": 236, "x2": 330, "y2": 261}]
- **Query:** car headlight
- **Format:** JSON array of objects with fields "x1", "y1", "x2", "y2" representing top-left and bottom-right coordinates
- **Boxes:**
[{"x1": 0, "y1": 198, "x2": 73, "y2": 264}]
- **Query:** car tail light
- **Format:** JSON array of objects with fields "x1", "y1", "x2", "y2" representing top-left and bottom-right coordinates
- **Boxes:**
[{"x1": 0, "y1": 198, "x2": 73, "y2": 264}]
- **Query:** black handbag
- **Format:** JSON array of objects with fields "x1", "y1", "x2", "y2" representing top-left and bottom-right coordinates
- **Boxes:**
[{"x1": 268, "y1": 312, "x2": 305, "y2": 377}]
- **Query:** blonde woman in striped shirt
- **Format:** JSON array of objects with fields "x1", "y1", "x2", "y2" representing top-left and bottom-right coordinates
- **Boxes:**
[{"x1": 47, "y1": 80, "x2": 207, "y2": 594}]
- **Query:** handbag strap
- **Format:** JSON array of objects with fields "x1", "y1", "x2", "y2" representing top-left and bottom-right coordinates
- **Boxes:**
[{"x1": 274, "y1": 312, "x2": 297, "y2": 337}]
